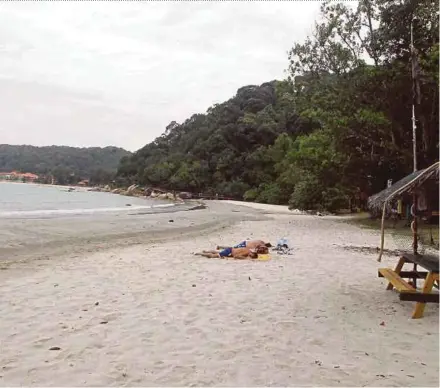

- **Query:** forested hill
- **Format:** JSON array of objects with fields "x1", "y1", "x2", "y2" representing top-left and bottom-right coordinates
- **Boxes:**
[
  {"x1": 116, "y1": 80, "x2": 316, "y2": 200},
  {"x1": 116, "y1": 0, "x2": 439, "y2": 211},
  {"x1": 0, "y1": 144, "x2": 131, "y2": 185}
]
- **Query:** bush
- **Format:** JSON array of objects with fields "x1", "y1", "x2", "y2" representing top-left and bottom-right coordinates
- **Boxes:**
[
  {"x1": 288, "y1": 176, "x2": 324, "y2": 211},
  {"x1": 243, "y1": 188, "x2": 258, "y2": 202},
  {"x1": 256, "y1": 183, "x2": 284, "y2": 204},
  {"x1": 221, "y1": 180, "x2": 250, "y2": 199},
  {"x1": 321, "y1": 187, "x2": 349, "y2": 213}
]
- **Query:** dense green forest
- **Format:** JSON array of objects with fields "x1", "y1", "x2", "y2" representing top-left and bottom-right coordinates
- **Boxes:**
[
  {"x1": 0, "y1": 144, "x2": 131, "y2": 185},
  {"x1": 116, "y1": 0, "x2": 439, "y2": 211}
]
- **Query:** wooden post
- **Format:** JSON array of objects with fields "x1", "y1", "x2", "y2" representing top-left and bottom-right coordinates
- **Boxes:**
[
  {"x1": 412, "y1": 193, "x2": 418, "y2": 288},
  {"x1": 410, "y1": 17, "x2": 419, "y2": 288}
]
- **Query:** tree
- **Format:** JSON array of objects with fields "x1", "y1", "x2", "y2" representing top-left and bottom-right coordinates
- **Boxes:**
[
  {"x1": 0, "y1": 144, "x2": 131, "y2": 185},
  {"x1": 115, "y1": 1, "x2": 438, "y2": 212}
]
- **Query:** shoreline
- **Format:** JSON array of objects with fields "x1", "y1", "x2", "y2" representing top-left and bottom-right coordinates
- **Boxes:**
[
  {"x1": 0, "y1": 199, "x2": 415, "y2": 267},
  {"x1": 0, "y1": 201, "x2": 268, "y2": 267}
]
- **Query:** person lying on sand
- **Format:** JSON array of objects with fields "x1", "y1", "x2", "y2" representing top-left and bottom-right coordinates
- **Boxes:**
[
  {"x1": 195, "y1": 245, "x2": 268, "y2": 260},
  {"x1": 216, "y1": 240, "x2": 272, "y2": 250}
]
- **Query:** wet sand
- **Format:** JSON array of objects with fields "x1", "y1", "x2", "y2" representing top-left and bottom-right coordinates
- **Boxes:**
[
  {"x1": 0, "y1": 201, "x2": 438, "y2": 386},
  {"x1": 0, "y1": 201, "x2": 263, "y2": 264}
]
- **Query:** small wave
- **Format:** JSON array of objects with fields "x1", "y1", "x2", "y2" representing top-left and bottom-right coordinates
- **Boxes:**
[{"x1": 0, "y1": 203, "x2": 176, "y2": 218}]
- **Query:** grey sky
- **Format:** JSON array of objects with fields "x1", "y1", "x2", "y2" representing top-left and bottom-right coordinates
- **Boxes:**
[{"x1": 0, "y1": 0, "x2": 325, "y2": 151}]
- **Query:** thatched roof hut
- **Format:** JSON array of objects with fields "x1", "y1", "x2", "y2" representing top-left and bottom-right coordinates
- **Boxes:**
[
  {"x1": 368, "y1": 161, "x2": 439, "y2": 262},
  {"x1": 367, "y1": 162, "x2": 439, "y2": 214}
]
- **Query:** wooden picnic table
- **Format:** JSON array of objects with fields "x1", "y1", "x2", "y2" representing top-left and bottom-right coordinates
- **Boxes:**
[{"x1": 378, "y1": 252, "x2": 439, "y2": 319}]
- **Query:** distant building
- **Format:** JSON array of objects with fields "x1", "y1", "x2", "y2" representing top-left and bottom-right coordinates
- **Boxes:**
[{"x1": 0, "y1": 171, "x2": 39, "y2": 182}]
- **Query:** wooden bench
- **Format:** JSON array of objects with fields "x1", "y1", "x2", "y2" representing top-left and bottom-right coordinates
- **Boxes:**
[
  {"x1": 399, "y1": 291, "x2": 439, "y2": 303},
  {"x1": 378, "y1": 270, "x2": 429, "y2": 280},
  {"x1": 378, "y1": 268, "x2": 416, "y2": 293},
  {"x1": 378, "y1": 254, "x2": 439, "y2": 318}
]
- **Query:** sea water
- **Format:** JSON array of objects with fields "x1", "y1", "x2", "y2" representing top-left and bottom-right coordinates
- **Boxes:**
[{"x1": 0, "y1": 182, "x2": 174, "y2": 218}]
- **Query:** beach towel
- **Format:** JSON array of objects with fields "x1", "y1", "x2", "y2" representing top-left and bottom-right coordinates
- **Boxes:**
[{"x1": 257, "y1": 254, "x2": 271, "y2": 261}]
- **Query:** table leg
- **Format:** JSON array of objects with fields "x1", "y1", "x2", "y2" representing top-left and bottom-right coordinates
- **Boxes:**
[
  {"x1": 387, "y1": 257, "x2": 405, "y2": 290},
  {"x1": 412, "y1": 263, "x2": 417, "y2": 289},
  {"x1": 412, "y1": 272, "x2": 436, "y2": 319}
]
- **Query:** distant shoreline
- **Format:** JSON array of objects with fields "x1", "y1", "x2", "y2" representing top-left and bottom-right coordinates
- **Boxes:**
[{"x1": 0, "y1": 180, "x2": 89, "y2": 191}]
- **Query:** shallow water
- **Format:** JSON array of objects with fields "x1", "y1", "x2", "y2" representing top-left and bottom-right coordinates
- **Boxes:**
[{"x1": 0, "y1": 182, "x2": 172, "y2": 218}]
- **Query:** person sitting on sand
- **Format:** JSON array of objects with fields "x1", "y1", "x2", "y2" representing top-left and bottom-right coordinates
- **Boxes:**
[
  {"x1": 216, "y1": 240, "x2": 272, "y2": 250},
  {"x1": 195, "y1": 244, "x2": 268, "y2": 260}
]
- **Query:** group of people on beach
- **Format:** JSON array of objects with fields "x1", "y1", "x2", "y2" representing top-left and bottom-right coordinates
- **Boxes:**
[{"x1": 195, "y1": 239, "x2": 271, "y2": 260}]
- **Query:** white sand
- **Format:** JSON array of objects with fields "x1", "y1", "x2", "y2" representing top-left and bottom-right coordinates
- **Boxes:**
[
  {"x1": 219, "y1": 200, "x2": 301, "y2": 214},
  {"x1": 0, "y1": 207, "x2": 438, "y2": 386}
]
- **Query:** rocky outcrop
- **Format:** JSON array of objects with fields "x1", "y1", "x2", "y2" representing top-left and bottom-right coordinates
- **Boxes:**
[
  {"x1": 127, "y1": 184, "x2": 138, "y2": 194},
  {"x1": 178, "y1": 192, "x2": 192, "y2": 199}
]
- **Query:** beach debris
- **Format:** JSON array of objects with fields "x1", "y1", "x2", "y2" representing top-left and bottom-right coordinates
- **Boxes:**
[
  {"x1": 192, "y1": 284, "x2": 196, "y2": 287},
  {"x1": 248, "y1": 276, "x2": 251, "y2": 281},
  {"x1": 365, "y1": 352, "x2": 369, "y2": 356},
  {"x1": 49, "y1": 346, "x2": 61, "y2": 351},
  {"x1": 274, "y1": 246, "x2": 293, "y2": 255},
  {"x1": 380, "y1": 321, "x2": 385, "y2": 326},
  {"x1": 95, "y1": 302, "x2": 99, "y2": 306},
  {"x1": 100, "y1": 321, "x2": 108, "y2": 325},
  {"x1": 334, "y1": 365, "x2": 340, "y2": 369},
  {"x1": 169, "y1": 219, "x2": 174, "y2": 223},
  {"x1": 188, "y1": 204, "x2": 207, "y2": 211},
  {"x1": 314, "y1": 360, "x2": 322, "y2": 366},
  {"x1": 376, "y1": 374, "x2": 386, "y2": 378},
  {"x1": 340, "y1": 245, "x2": 400, "y2": 257},
  {"x1": 125, "y1": 204, "x2": 132, "y2": 206},
  {"x1": 407, "y1": 375, "x2": 415, "y2": 378},
  {"x1": 54, "y1": 283, "x2": 59, "y2": 287}
]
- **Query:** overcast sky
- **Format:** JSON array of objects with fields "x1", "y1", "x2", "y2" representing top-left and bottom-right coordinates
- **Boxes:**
[{"x1": 0, "y1": 0, "x2": 328, "y2": 151}]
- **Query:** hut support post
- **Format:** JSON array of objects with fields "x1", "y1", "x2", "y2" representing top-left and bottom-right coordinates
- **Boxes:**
[
  {"x1": 412, "y1": 192, "x2": 418, "y2": 288},
  {"x1": 410, "y1": 17, "x2": 418, "y2": 289}
]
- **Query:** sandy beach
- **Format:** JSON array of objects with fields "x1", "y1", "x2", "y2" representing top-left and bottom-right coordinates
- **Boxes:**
[{"x1": 0, "y1": 201, "x2": 438, "y2": 386}]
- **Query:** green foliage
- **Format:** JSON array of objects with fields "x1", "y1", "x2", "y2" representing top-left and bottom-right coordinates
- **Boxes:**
[
  {"x1": 289, "y1": 175, "x2": 325, "y2": 211},
  {"x1": 255, "y1": 183, "x2": 284, "y2": 205},
  {"x1": 243, "y1": 188, "x2": 259, "y2": 202},
  {"x1": 117, "y1": 80, "x2": 312, "y2": 197},
  {"x1": 0, "y1": 145, "x2": 130, "y2": 185},
  {"x1": 322, "y1": 187, "x2": 349, "y2": 213},
  {"x1": 220, "y1": 180, "x2": 251, "y2": 199},
  {"x1": 116, "y1": 0, "x2": 439, "y2": 212}
]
